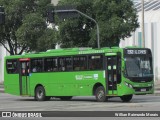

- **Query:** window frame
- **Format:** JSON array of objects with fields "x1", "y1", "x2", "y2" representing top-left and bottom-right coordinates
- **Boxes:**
[
  {"x1": 44, "y1": 57, "x2": 58, "y2": 72},
  {"x1": 31, "y1": 58, "x2": 44, "y2": 73},
  {"x1": 6, "y1": 59, "x2": 18, "y2": 74},
  {"x1": 73, "y1": 55, "x2": 88, "y2": 71},
  {"x1": 30, "y1": 53, "x2": 105, "y2": 73},
  {"x1": 88, "y1": 54, "x2": 104, "y2": 71}
]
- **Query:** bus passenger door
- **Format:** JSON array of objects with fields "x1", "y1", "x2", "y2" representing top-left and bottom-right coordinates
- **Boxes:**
[
  {"x1": 19, "y1": 58, "x2": 30, "y2": 95},
  {"x1": 106, "y1": 56, "x2": 118, "y2": 95}
]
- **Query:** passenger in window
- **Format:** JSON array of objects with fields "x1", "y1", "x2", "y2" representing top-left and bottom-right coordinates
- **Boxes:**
[
  {"x1": 32, "y1": 66, "x2": 37, "y2": 72},
  {"x1": 53, "y1": 67, "x2": 57, "y2": 71},
  {"x1": 80, "y1": 66, "x2": 85, "y2": 70},
  {"x1": 62, "y1": 66, "x2": 65, "y2": 71},
  {"x1": 90, "y1": 63, "x2": 95, "y2": 70},
  {"x1": 60, "y1": 66, "x2": 65, "y2": 71},
  {"x1": 36, "y1": 62, "x2": 42, "y2": 72},
  {"x1": 47, "y1": 67, "x2": 53, "y2": 72},
  {"x1": 74, "y1": 65, "x2": 80, "y2": 70}
]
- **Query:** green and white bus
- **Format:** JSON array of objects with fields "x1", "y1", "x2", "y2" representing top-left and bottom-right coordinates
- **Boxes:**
[{"x1": 4, "y1": 47, "x2": 154, "y2": 102}]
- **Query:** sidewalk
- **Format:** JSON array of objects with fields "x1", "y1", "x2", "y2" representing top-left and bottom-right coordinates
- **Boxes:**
[
  {"x1": 154, "y1": 80, "x2": 160, "y2": 95},
  {"x1": 0, "y1": 83, "x2": 4, "y2": 93}
]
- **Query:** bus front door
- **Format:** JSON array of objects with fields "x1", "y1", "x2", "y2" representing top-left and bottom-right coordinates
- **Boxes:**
[
  {"x1": 19, "y1": 59, "x2": 30, "y2": 95},
  {"x1": 106, "y1": 56, "x2": 118, "y2": 95}
]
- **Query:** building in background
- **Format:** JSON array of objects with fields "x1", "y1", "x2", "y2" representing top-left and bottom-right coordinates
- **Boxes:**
[
  {"x1": 51, "y1": 0, "x2": 59, "y2": 5},
  {"x1": 0, "y1": 0, "x2": 160, "y2": 82},
  {"x1": 0, "y1": 46, "x2": 8, "y2": 83},
  {"x1": 120, "y1": 0, "x2": 160, "y2": 81}
]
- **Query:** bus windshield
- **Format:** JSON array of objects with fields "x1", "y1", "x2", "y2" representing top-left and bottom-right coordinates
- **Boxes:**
[{"x1": 125, "y1": 56, "x2": 153, "y2": 77}]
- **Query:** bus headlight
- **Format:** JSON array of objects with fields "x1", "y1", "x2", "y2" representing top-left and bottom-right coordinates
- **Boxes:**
[
  {"x1": 129, "y1": 84, "x2": 133, "y2": 89},
  {"x1": 124, "y1": 82, "x2": 133, "y2": 89},
  {"x1": 125, "y1": 82, "x2": 129, "y2": 86}
]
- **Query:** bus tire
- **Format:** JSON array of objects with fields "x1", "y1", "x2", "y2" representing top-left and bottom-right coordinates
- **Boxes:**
[
  {"x1": 35, "y1": 86, "x2": 48, "y2": 101},
  {"x1": 120, "y1": 94, "x2": 133, "y2": 102},
  {"x1": 59, "y1": 96, "x2": 72, "y2": 101},
  {"x1": 95, "y1": 86, "x2": 106, "y2": 102}
]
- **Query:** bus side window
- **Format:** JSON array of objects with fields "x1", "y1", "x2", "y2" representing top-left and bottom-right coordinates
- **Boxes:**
[
  {"x1": 73, "y1": 56, "x2": 87, "y2": 71},
  {"x1": 31, "y1": 59, "x2": 43, "y2": 72},
  {"x1": 44, "y1": 58, "x2": 58, "y2": 72},
  {"x1": 88, "y1": 55, "x2": 103, "y2": 70},
  {"x1": 59, "y1": 58, "x2": 65, "y2": 71},
  {"x1": 6, "y1": 60, "x2": 18, "y2": 74},
  {"x1": 65, "y1": 57, "x2": 72, "y2": 71}
]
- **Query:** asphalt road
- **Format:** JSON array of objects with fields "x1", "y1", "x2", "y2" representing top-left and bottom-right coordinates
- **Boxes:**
[
  {"x1": 0, "y1": 93, "x2": 160, "y2": 119},
  {"x1": 0, "y1": 93, "x2": 160, "y2": 111}
]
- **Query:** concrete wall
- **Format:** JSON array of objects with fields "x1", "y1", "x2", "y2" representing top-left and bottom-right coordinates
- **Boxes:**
[
  {"x1": 120, "y1": 22, "x2": 160, "y2": 81},
  {"x1": 120, "y1": 0, "x2": 160, "y2": 81},
  {"x1": 51, "y1": 0, "x2": 59, "y2": 5},
  {"x1": 0, "y1": 46, "x2": 8, "y2": 83}
]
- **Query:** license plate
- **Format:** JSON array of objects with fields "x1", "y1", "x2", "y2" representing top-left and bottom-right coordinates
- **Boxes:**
[{"x1": 141, "y1": 89, "x2": 146, "y2": 92}]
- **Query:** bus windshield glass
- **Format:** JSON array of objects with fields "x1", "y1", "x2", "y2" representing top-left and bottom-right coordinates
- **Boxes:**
[{"x1": 125, "y1": 56, "x2": 153, "y2": 77}]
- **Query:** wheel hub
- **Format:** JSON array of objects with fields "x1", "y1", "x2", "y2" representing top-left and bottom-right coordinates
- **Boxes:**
[
  {"x1": 37, "y1": 90, "x2": 43, "y2": 99},
  {"x1": 98, "y1": 90, "x2": 104, "y2": 99}
]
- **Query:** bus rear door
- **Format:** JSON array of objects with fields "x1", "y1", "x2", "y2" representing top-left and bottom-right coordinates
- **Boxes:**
[{"x1": 19, "y1": 58, "x2": 30, "y2": 96}]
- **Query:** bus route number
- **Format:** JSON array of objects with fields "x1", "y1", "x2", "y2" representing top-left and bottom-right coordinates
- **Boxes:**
[{"x1": 127, "y1": 50, "x2": 147, "y2": 55}]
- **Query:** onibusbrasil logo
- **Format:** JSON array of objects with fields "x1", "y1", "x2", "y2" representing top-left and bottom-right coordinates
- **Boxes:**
[{"x1": 1, "y1": 112, "x2": 42, "y2": 118}]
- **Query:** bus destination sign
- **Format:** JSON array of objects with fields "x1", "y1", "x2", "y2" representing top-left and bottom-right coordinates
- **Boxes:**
[{"x1": 125, "y1": 49, "x2": 147, "y2": 55}]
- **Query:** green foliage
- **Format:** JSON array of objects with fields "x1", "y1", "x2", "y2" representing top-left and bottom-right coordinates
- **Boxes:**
[
  {"x1": 37, "y1": 28, "x2": 57, "y2": 52},
  {"x1": 0, "y1": 0, "x2": 56, "y2": 55},
  {"x1": 0, "y1": 0, "x2": 139, "y2": 55},
  {"x1": 16, "y1": 13, "x2": 46, "y2": 51},
  {"x1": 56, "y1": 0, "x2": 94, "y2": 48},
  {"x1": 57, "y1": 0, "x2": 139, "y2": 48}
]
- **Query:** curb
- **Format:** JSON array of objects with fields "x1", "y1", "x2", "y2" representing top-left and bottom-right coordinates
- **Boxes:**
[
  {"x1": 0, "y1": 90, "x2": 4, "y2": 93},
  {"x1": 154, "y1": 91, "x2": 160, "y2": 96},
  {"x1": 0, "y1": 83, "x2": 4, "y2": 87},
  {"x1": 154, "y1": 88, "x2": 160, "y2": 91},
  {"x1": 0, "y1": 89, "x2": 4, "y2": 93},
  {"x1": 0, "y1": 84, "x2": 4, "y2": 93}
]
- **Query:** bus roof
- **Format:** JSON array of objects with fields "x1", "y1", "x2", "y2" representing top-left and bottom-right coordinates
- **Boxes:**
[{"x1": 5, "y1": 46, "x2": 147, "y2": 59}]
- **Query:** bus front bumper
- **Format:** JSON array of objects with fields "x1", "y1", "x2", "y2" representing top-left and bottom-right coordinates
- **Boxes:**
[{"x1": 134, "y1": 86, "x2": 154, "y2": 95}]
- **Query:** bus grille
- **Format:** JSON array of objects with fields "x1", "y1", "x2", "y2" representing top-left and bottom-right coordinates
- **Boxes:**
[{"x1": 133, "y1": 87, "x2": 152, "y2": 92}]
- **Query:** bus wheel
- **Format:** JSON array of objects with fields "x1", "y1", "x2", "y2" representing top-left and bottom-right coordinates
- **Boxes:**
[
  {"x1": 35, "y1": 86, "x2": 47, "y2": 101},
  {"x1": 59, "y1": 96, "x2": 72, "y2": 101},
  {"x1": 120, "y1": 95, "x2": 133, "y2": 102},
  {"x1": 95, "y1": 86, "x2": 106, "y2": 102}
]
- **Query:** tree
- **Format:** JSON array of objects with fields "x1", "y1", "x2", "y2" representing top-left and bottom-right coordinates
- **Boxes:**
[
  {"x1": 0, "y1": 0, "x2": 57, "y2": 55},
  {"x1": 57, "y1": 0, "x2": 95, "y2": 48},
  {"x1": 56, "y1": 0, "x2": 139, "y2": 48}
]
